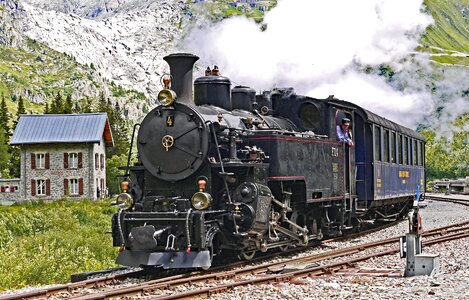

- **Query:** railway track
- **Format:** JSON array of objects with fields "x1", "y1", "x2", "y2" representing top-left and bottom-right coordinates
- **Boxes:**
[
  {"x1": 0, "y1": 220, "x2": 398, "y2": 300},
  {"x1": 425, "y1": 194, "x2": 469, "y2": 207},
  {"x1": 2, "y1": 219, "x2": 468, "y2": 300}
]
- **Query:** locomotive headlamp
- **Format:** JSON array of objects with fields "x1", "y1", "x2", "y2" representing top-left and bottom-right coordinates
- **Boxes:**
[
  {"x1": 115, "y1": 193, "x2": 134, "y2": 211},
  {"x1": 197, "y1": 178, "x2": 207, "y2": 191},
  {"x1": 121, "y1": 180, "x2": 129, "y2": 192},
  {"x1": 158, "y1": 89, "x2": 177, "y2": 106},
  {"x1": 191, "y1": 192, "x2": 212, "y2": 210}
]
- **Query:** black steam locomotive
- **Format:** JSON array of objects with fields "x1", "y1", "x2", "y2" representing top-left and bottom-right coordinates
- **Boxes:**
[{"x1": 111, "y1": 53, "x2": 425, "y2": 269}]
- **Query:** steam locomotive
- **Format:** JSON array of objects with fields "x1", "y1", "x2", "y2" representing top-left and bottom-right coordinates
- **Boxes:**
[{"x1": 111, "y1": 53, "x2": 425, "y2": 269}]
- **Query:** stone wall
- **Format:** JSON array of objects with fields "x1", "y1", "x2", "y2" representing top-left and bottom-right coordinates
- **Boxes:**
[
  {"x1": 0, "y1": 178, "x2": 21, "y2": 205},
  {"x1": 14, "y1": 139, "x2": 108, "y2": 203}
]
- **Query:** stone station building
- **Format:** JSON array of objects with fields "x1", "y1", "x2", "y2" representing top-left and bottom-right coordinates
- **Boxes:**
[{"x1": 5, "y1": 113, "x2": 114, "y2": 203}]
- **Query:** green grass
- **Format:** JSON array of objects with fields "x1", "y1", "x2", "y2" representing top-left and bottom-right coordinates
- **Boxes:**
[
  {"x1": 0, "y1": 199, "x2": 118, "y2": 290},
  {"x1": 430, "y1": 54, "x2": 469, "y2": 65},
  {"x1": 190, "y1": 0, "x2": 276, "y2": 23},
  {"x1": 422, "y1": 0, "x2": 469, "y2": 55}
]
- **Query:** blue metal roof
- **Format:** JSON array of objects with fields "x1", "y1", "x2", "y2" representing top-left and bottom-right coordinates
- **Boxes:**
[{"x1": 10, "y1": 113, "x2": 114, "y2": 147}]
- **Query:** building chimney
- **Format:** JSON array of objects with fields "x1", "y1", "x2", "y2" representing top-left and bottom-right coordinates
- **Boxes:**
[{"x1": 163, "y1": 53, "x2": 199, "y2": 104}]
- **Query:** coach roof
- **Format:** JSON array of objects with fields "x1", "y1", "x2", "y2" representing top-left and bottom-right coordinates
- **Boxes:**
[{"x1": 10, "y1": 113, "x2": 114, "y2": 147}]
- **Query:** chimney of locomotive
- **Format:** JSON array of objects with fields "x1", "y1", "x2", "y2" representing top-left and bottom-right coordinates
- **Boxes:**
[{"x1": 163, "y1": 53, "x2": 199, "y2": 104}]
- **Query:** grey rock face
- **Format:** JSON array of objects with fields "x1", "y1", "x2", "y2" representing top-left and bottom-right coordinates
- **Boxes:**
[{"x1": 5, "y1": 0, "x2": 185, "y2": 99}]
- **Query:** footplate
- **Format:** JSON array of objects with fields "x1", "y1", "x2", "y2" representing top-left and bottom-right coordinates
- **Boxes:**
[{"x1": 116, "y1": 250, "x2": 211, "y2": 269}]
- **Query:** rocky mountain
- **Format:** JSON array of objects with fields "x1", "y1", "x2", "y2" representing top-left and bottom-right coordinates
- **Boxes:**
[
  {"x1": 18, "y1": 0, "x2": 185, "y2": 99},
  {"x1": 0, "y1": 0, "x2": 466, "y2": 122}
]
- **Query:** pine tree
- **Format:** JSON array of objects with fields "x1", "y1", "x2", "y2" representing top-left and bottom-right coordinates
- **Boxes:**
[
  {"x1": 72, "y1": 100, "x2": 81, "y2": 113},
  {"x1": 81, "y1": 96, "x2": 93, "y2": 113},
  {"x1": 9, "y1": 95, "x2": 26, "y2": 178},
  {"x1": 17, "y1": 95, "x2": 25, "y2": 116},
  {"x1": 50, "y1": 92, "x2": 64, "y2": 114},
  {"x1": 63, "y1": 94, "x2": 73, "y2": 114},
  {"x1": 106, "y1": 101, "x2": 130, "y2": 158},
  {"x1": 0, "y1": 131, "x2": 11, "y2": 178},
  {"x1": 0, "y1": 95, "x2": 11, "y2": 138},
  {"x1": 12, "y1": 95, "x2": 26, "y2": 129},
  {"x1": 97, "y1": 92, "x2": 110, "y2": 114}
]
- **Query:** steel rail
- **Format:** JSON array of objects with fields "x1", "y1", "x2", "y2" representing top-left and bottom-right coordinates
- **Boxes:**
[{"x1": 67, "y1": 221, "x2": 469, "y2": 300}]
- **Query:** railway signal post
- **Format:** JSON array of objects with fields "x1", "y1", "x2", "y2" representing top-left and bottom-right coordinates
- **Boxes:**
[{"x1": 400, "y1": 187, "x2": 440, "y2": 277}]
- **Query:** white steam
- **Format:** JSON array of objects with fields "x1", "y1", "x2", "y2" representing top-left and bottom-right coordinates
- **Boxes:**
[{"x1": 180, "y1": 0, "x2": 469, "y2": 131}]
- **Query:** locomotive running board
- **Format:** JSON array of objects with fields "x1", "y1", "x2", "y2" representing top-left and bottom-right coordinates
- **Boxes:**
[{"x1": 116, "y1": 249, "x2": 211, "y2": 269}]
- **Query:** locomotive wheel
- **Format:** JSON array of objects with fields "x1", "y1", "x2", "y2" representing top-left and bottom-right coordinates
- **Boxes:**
[{"x1": 239, "y1": 250, "x2": 256, "y2": 260}]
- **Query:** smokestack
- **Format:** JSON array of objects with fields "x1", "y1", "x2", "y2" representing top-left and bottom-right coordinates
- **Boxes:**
[{"x1": 163, "y1": 53, "x2": 199, "y2": 104}]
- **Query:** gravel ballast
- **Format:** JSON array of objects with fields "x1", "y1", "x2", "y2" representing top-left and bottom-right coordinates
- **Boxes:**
[{"x1": 209, "y1": 199, "x2": 469, "y2": 300}]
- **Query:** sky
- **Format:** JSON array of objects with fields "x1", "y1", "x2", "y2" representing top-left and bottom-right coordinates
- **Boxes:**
[{"x1": 180, "y1": 0, "x2": 468, "y2": 132}]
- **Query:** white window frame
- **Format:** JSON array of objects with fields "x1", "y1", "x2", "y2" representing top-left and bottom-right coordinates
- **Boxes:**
[
  {"x1": 37, "y1": 179, "x2": 46, "y2": 196},
  {"x1": 69, "y1": 153, "x2": 78, "y2": 169},
  {"x1": 36, "y1": 153, "x2": 46, "y2": 169},
  {"x1": 69, "y1": 178, "x2": 79, "y2": 195}
]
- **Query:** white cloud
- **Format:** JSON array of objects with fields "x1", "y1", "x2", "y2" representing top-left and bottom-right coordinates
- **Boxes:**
[{"x1": 180, "y1": 0, "x2": 469, "y2": 130}]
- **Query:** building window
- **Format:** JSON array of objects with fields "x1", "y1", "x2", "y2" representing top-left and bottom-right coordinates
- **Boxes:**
[
  {"x1": 37, "y1": 179, "x2": 46, "y2": 196},
  {"x1": 95, "y1": 153, "x2": 99, "y2": 170},
  {"x1": 69, "y1": 153, "x2": 78, "y2": 168},
  {"x1": 100, "y1": 154, "x2": 104, "y2": 170},
  {"x1": 36, "y1": 153, "x2": 45, "y2": 169},
  {"x1": 70, "y1": 179, "x2": 79, "y2": 195}
]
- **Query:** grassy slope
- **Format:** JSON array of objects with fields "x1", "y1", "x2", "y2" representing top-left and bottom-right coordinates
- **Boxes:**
[
  {"x1": 422, "y1": 0, "x2": 469, "y2": 65},
  {"x1": 0, "y1": 39, "x2": 147, "y2": 117},
  {"x1": 0, "y1": 39, "x2": 94, "y2": 114},
  {"x1": 0, "y1": 199, "x2": 117, "y2": 290}
]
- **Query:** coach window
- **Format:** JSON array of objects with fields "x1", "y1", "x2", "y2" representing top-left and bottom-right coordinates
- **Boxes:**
[
  {"x1": 403, "y1": 137, "x2": 409, "y2": 165},
  {"x1": 383, "y1": 129, "x2": 389, "y2": 163},
  {"x1": 413, "y1": 139, "x2": 418, "y2": 165},
  {"x1": 391, "y1": 132, "x2": 396, "y2": 163},
  {"x1": 420, "y1": 141, "x2": 425, "y2": 166},
  {"x1": 374, "y1": 126, "x2": 381, "y2": 162},
  {"x1": 398, "y1": 134, "x2": 403, "y2": 164},
  {"x1": 417, "y1": 141, "x2": 421, "y2": 166}
]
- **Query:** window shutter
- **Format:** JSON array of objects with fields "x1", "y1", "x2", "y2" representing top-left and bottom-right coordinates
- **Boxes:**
[
  {"x1": 31, "y1": 153, "x2": 36, "y2": 169},
  {"x1": 31, "y1": 180, "x2": 36, "y2": 196},
  {"x1": 46, "y1": 179, "x2": 51, "y2": 196},
  {"x1": 78, "y1": 178, "x2": 84, "y2": 195},
  {"x1": 78, "y1": 152, "x2": 83, "y2": 168},
  {"x1": 64, "y1": 153, "x2": 69, "y2": 169},
  {"x1": 64, "y1": 178, "x2": 69, "y2": 195},
  {"x1": 45, "y1": 153, "x2": 50, "y2": 169}
]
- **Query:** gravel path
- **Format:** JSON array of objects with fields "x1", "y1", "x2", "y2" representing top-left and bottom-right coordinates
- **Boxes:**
[{"x1": 209, "y1": 199, "x2": 469, "y2": 300}]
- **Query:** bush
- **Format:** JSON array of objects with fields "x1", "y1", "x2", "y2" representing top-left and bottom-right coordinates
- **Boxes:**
[{"x1": 0, "y1": 199, "x2": 118, "y2": 290}]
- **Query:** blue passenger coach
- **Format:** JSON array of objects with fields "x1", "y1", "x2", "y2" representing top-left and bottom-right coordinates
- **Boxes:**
[{"x1": 328, "y1": 99, "x2": 425, "y2": 217}]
